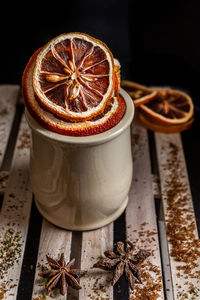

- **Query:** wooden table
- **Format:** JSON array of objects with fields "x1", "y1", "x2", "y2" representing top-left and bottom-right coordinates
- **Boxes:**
[{"x1": 0, "y1": 85, "x2": 199, "y2": 300}]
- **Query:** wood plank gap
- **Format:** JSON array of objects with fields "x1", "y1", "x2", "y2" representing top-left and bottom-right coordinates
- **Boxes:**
[
  {"x1": 0, "y1": 101, "x2": 24, "y2": 212},
  {"x1": 158, "y1": 220, "x2": 175, "y2": 300},
  {"x1": 17, "y1": 199, "x2": 43, "y2": 300},
  {"x1": 113, "y1": 211, "x2": 129, "y2": 300},
  {"x1": 148, "y1": 130, "x2": 174, "y2": 299},
  {"x1": 67, "y1": 231, "x2": 82, "y2": 300},
  {"x1": 0, "y1": 193, "x2": 4, "y2": 212},
  {"x1": 0, "y1": 85, "x2": 22, "y2": 209},
  {"x1": 147, "y1": 130, "x2": 159, "y2": 176},
  {"x1": 126, "y1": 120, "x2": 164, "y2": 300},
  {"x1": 155, "y1": 132, "x2": 200, "y2": 299},
  {"x1": 148, "y1": 130, "x2": 162, "y2": 215}
]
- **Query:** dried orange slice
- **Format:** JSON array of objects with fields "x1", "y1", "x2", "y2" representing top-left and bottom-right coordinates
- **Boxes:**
[
  {"x1": 140, "y1": 89, "x2": 194, "y2": 125},
  {"x1": 121, "y1": 80, "x2": 157, "y2": 107},
  {"x1": 138, "y1": 111, "x2": 194, "y2": 133},
  {"x1": 32, "y1": 32, "x2": 115, "y2": 121},
  {"x1": 22, "y1": 48, "x2": 125, "y2": 136}
]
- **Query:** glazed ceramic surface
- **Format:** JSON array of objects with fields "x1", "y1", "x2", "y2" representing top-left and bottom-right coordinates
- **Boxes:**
[{"x1": 25, "y1": 88, "x2": 134, "y2": 230}]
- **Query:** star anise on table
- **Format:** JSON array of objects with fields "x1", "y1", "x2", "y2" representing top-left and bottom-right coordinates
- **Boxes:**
[
  {"x1": 93, "y1": 241, "x2": 151, "y2": 290},
  {"x1": 39, "y1": 253, "x2": 86, "y2": 295}
]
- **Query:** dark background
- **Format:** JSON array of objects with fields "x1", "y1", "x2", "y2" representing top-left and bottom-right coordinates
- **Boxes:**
[
  {"x1": 1, "y1": 1, "x2": 200, "y2": 106},
  {"x1": 0, "y1": 0, "x2": 199, "y2": 226}
]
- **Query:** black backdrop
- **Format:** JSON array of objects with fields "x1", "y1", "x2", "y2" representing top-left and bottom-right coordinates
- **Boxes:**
[
  {"x1": 0, "y1": 0, "x2": 200, "y2": 228},
  {"x1": 1, "y1": 0, "x2": 200, "y2": 94}
]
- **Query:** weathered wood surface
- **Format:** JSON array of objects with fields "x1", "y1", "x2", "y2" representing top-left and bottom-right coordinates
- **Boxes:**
[
  {"x1": 0, "y1": 85, "x2": 199, "y2": 300},
  {"x1": 0, "y1": 114, "x2": 32, "y2": 299},
  {"x1": 126, "y1": 121, "x2": 164, "y2": 299},
  {"x1": 155, "y1": 132, "x2": 200, "y2": 300}
]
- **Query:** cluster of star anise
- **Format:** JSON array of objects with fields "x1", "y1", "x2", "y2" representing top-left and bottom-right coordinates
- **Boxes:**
[{"x1": 39, "y1": 241, "x2": 150, "y2": 295}]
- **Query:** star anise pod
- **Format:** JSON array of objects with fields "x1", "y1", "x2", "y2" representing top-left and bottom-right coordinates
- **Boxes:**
[
  {"x1": 93, "y1": 241, "x2": 151, "y2": 290},
  {"x1": 39, "y1": 253, "x2": 86, "y2": 295}
]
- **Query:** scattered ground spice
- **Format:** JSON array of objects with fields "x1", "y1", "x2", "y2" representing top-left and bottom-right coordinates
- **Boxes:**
[
  {"x1": 162, "y1": 141, "x2": 200, "y2": 298},
  {"x1": 127, "y1": 223, "x2": 162, "y2": 299},
  {"x1": 0, "y1": 227, "x2": 22, "y2": 298},
  {"x1": 131, "y1": 133, "x2": 139, "y2": 145},
  {"x1": 0, "y1": 228, "x2": 22, "y2": 276},
  {"x1": 0, "y1": 171, "x2": 9, "y2": 194},
  {"x1": 130, "y1": 269, "x2": 162, "y2": 300},
  {"x1": 0, "y1": 283, "x2": 7, "y2": 300},
  {"x1": 17, "y1": 128, "x2": 30, "y2": 150}
]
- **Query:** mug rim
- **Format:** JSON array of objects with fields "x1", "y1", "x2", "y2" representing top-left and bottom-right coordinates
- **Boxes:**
[{"x1": 25, "y1": 88, "x2": 134, "y2": 145}]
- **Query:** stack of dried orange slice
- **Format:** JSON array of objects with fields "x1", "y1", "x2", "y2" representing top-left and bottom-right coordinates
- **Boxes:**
[
  {"x1": 121, "y1": 80, "x2": 194, "y2": 133},
  {"x1": 22, "y1": 33, "x2": 125, "y2": 136}
]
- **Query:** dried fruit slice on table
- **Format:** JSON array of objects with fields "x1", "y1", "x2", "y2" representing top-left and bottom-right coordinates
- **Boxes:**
[
  {"x1": 138, "y1": 111, "x2": 194, "y2": 133},
  {"x1": 121, "y1": 80, "x2": 157, "y2": 107},
  {"x1": 22, "y1": 46, "x2": 125, "y2": 136},
  {"x1": 32, "y1": 32, "x2": 115, "y2": 121},
  {"x1": 139, "y1": 89, "x2": 194, "y2": 125}
]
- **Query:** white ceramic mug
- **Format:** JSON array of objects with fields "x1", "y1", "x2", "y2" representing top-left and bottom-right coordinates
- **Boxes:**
[{"x1": 25, "y1": 88, "x2": 134, "y2": 230}]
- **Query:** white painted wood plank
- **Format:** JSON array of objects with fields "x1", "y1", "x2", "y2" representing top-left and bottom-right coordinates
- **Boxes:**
[
  {"x1": 32, "y1": 220, "x2": 72, "y2": 300},
  {"x1": 155, "y1": 132, "x2": 200, "y2": 299},
  {"x1": 0, "y1": 114, "x2": 32, "y2": 299},
  {"x1": 126, "y1": 121, "x2": 164, "y2": 299},
  {"x1": 80, "y1": 224, "x2": 113, "y2": 300},
  {"x1": 0, "y1": 85, "x2": 19, "y2": 168}
]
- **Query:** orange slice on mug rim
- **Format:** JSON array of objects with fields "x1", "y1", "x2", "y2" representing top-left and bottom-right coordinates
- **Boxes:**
[
  {"x1": 22, "y1": 48, "x2": 126, "y2": 137},
  {"x1": 32, "y1": 32, "x2": 115, "y2": 121}
]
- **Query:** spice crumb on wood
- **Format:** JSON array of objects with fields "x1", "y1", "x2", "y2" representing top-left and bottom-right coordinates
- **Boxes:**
[
  {"x1": 160, "y1": 141, "x2": 200, "y2": 298},
  {"x1": 126, "y1": 220, "x2": 163, "y2": 298},
  {"x1": 0, "y1": 171, "x2": 9, "y2": 194},
  {"x1": 17, "y1": 128, "x2": 30, "y2": 150}
]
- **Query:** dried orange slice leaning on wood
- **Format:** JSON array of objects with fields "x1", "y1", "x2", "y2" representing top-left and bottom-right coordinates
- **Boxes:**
[
  {"x1": 121, "y1": 80, "x2": 157, "y2": 107},
  {"x1": 32, "y1": 32, "x2": 115, "y2": 121},
  {"x1": 138, "y1": 111, "x2": 194, "y2": 133},
  {"x1": 140, "y1": 89, "x2": 194, "y2": 125}
]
